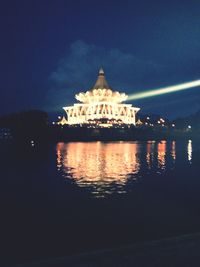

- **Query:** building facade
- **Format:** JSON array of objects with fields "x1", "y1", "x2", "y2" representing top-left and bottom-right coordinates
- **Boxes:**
[{"x1": 61, "y1": 68, "x2": 140, "y2": 126}]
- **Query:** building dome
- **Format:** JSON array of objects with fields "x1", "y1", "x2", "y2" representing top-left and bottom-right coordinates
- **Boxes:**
[{"x1": 75, "y1": 68, "x2": 128, "y2": 103}]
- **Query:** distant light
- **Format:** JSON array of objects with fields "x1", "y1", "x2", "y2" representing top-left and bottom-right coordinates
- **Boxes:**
[
  {"x1": 187, "y1": 140, "x2": 192, "y2": 163},
  {"x1": 52, "y1": 122, "x2": 55, "y2": 125},
  {"x1": 58, "y1": 116, "x2": 61, "y2": 119},
  {"x1": 172, "y1": 124, "x2": 175, "y2": 127},
  {"x1": 188, "y1": 125, "x2": 192, "y2": 129},
  {"x1": 147, "y1": 117, "x2": 150, "y2": 120},
  {"x1": 128, "y1": 79, "x2": 200, "y2": 101}
]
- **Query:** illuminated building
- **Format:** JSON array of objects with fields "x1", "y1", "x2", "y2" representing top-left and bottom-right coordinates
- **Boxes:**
[{"x1": 60, "y1": 68, "x2": 140, "y2": 126}]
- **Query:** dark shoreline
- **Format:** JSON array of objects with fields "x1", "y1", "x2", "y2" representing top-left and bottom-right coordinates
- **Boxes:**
[
  {"x1": 48, "y1": 125, "x2": 195, "y2": 142},
  {"x1": 8, "y1": 232, "x2": 200, "y2": 267}
]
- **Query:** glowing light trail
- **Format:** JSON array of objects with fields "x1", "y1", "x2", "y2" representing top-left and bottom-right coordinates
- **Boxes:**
[{"x1": 128, "y1": 80, "x2": 200, "y2": 101}]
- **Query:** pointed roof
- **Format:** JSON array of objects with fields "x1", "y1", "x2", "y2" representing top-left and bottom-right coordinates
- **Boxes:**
[
  {"x1": 75, "y1": 67, "x2": 128, "y2": 103},
  {"x1": 92, "y1": 68, "x2": 110, "y2": 89}
]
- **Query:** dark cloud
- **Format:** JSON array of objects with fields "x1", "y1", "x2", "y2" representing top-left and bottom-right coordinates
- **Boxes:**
[
  {"x1": 46, "y1": 40, "x2": 162, "y2": 112},
  {"x1": 46, "y1": 40, "x2": 200, "y2": 118}
]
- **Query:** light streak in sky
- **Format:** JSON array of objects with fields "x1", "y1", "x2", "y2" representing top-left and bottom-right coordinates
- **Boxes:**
[{"x1": 127, "y1": 80, "x2": 200, "y2": 101}]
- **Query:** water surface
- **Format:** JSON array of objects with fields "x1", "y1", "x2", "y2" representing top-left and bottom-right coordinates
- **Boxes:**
[
  {"x1": 56, "y1": 140, "x2": 191, "y2": 197},
  {"x1": 0, "y1": 140, "x2": 200, "y2": 265}
]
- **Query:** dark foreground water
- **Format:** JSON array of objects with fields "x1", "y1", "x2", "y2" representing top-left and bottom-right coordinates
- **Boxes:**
[{"x1": 1, "y1": 140, "x2": 200, "y2": 265}]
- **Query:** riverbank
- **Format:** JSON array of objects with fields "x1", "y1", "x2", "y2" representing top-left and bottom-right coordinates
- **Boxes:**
[
  {"x1": 49, "y1": 125, "x2": 195, "y2": 142},
  {"x1": 10, "y1": 232, "x2": 200, "y2": 267}
]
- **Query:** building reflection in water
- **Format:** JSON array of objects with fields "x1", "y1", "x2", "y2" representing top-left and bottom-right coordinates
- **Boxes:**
[
  {"x1": 171, "y1": 141, "x2": 176, "y2": 162},
  {"x1": 187, "y1": 140, "x2": 192, "y2": 163},
  {"x1": 157, "y1": 141, "x2": 167, "y2": 170},
  {"x1": 56, "y1": 142, "x2": 140, "y2": 197},
  {"x1": 56, "y1": 140, "x2": 192, "y2": 197},
  {"x1": 56, "y1": 148, "x2": 62, "y2": 170},
  {"x1": 146, "y1": 141, "x2": 155, "y2": 169}
]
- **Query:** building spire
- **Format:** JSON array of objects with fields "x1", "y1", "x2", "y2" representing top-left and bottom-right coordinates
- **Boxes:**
[
  {"x1": 91, "y1": 67, "x2": 109, "y2": 89},
  {"x1": 99, "y1": 67, "x2": 104, "y2": 76}
]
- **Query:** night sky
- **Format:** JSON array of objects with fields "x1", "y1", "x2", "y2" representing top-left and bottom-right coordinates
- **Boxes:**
[{"x1": 1, "y1": 0, "x2": 200, "y2": 118}]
